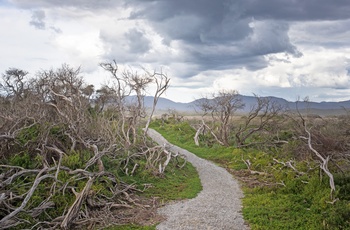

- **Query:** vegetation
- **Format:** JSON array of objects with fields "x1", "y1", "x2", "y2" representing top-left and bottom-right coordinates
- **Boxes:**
[
  {"x1": 0, "y1": 64, "x2": 202, "y2": 229},
  {"x1": 150, "y1": 112, "x2": 350, "y2": 229},
  {"x1": 2, "y1": 61, "x2": 350, "y2": 229}
]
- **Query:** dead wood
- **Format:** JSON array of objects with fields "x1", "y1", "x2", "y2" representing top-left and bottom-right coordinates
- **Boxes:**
[
  {"x1": 242, "y1": 158, "x2": 269, "y2": 176},
  {"x1": 273, "y1": 158, "x2": 305, "y2": 175},
  {"x1": 61, "y1": 176, "x2": 95, "y2": 230},
  {"x1": 295, "y1": 101, "x2": 336, "y2": 199},
  {"x1": 0, "y1": 168, "x2": 54, "y2": 228},
  {"x1": 0, "y1": 63, "x2": 173, "y2": 229}
]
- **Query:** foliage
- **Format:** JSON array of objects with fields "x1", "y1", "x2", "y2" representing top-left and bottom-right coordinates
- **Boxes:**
[
  {"x1": 122, "y1": 157, "x2": 201, "y2": 202},
  {"x1": 151, "y1": 120, "x2": 350, "y2": 229}
]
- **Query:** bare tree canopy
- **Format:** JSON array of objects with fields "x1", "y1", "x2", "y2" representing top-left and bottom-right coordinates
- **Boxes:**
[
  {"x1": 0, "y1": 63, "x2": 175, "y2": 229},
  {"x1": 195, "y1": 90, "x2": 244, "y2": 146},
  {"x1": 194, "y1": 91, "x2": 284, "y2": 147}
]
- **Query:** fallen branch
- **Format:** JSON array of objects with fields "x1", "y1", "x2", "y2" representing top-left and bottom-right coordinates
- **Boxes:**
[
  {"x1": 273, "y1": 158, "x2": 305, "y2": 175},
  {"x1": 242, "y1": 158, "x2": 269, "y2": 176},
  {"x1": 61, "y1": 176, "x2": 95, "y2": 230},
  {"x1": 0, "y1": 168, "x2": 54, "y2": 228},
  {"x1": 194, "y1": 124, "x2": 203, "y2": 146},
  {"x1": 159, "y1": 148, "x2": 172, "y2": 174}
]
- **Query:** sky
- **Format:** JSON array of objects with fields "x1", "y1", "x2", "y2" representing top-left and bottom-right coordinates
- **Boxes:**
[{"x1": 1, "y1": 0, "x2": 350, "y2": 103}]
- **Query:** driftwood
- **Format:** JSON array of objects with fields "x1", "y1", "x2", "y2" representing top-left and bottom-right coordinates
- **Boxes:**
[
  {"x1": 194, "y1": 119, "x2": 225, "y2": 146},
  {"x1": 61, "y1": 176, "x2": 95, "y2": 230}
]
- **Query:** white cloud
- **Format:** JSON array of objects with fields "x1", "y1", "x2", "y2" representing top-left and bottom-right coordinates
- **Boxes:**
[
  {"x1": 0, "y1": 8, "x2": 69, "y2": 73},
  {"x1": 1, "y1": 1, "x2": 350, "y2": 104}
]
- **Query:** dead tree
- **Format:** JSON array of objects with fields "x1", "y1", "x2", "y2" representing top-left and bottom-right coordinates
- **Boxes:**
[
  {"x1": 124, "y1": 69, "x2": 153, "y2": 144},
  {"x1": 99, "y1": 62, "x2": 170, "y2": 146},
  {"x1": 143, "y1": 69, "x2": 170, "y2": 135},
  {"x1": 194, "y1": 119, "x2": 225, "y2": 146},
  {"x1": 100, "y1": 61, "x2": 132, "y2": 147},
  {"x1": 0, "y1": 63, "x2": 178, "y2": 229},
  {"x1": 195, "y1": 90, "x2": 244, "y2": 146},
  {"x1": 295, "y1": 101, "x2": 336, "y2": 199},
  {"x1": 234, "y1": 95, "x2": 284, "y2": 147}
]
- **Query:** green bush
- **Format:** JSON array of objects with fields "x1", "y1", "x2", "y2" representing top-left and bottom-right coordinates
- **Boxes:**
[
  {"x1": 9, "y1": 152, "x2": 40, "y2": 169},
  {"x1": 17, "y1": 124, "x2": 40, "y2": 145}
]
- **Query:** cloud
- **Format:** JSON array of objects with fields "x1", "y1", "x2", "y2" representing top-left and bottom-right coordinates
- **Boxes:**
[
  {"x1": 290, "y1": 19, "x2": 350, "y2": 48},
  {"x1": 29, "y1": 9, "x2": 45, "y2": 29},
  {"x1": 247, "y1": 20, "x2": 301, "y2": 57},
  {"x1": 244, "y1": 0, "x2": 350, "y2": 21},
  {"x1": 2, "y1": 0, "x2": 350, "y2": 103},
  {"x1": 124, "y1": 28, "x2": 150, "y2": 54},
  {"x1": 125, "y1": 0, "x2": 305, "y2": 75},
  {"x1": 10, "y1": 0, "x2": 123, "y2": 10},
  {"x1": 28, "y1": 9, "x2": 61, "y2": 33},
  {"x1": 128, "y1": 0, "x2": 249, "y2": 45},
  {"x1": 12, "y1": 0, "x2": 349, "y2": 78}
]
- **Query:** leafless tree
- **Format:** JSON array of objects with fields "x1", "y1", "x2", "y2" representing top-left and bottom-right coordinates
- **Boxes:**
[
  {"x1": 234, "y1": 95, "x2": 284, "y2": 147},
  {"x1": 195, "y1": 90, "x2": 244, "y2": 146},
  {"x1": 194, "y1": 92, "x2": 284, "y2": 147},
  {"x1": 144, "y1": 69, "x2": 170, "y2": 135},
  {"x1": 99, "y1": 61, "x2": 170, "y2": 146},
  {"x1": 0, "y1": 63, "x2": 175, "y2": 229},
  {"x1": 292, "y1": 100, "x2": 337, "y2": 199}
]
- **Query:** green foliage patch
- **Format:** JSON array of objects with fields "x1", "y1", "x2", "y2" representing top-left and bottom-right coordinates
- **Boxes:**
[
  {"x1": 122, "y1": 160, "x2": 201, "y2": 203},
  {"x1": 150, "y1": 120, "x2": 350, "y2": 230},
  {"x1": 17, "y1": 124, "x2": 40, "y2": 146},
  {"x1": 2, "y1": 143, "x2": 201, "y2": 230}
]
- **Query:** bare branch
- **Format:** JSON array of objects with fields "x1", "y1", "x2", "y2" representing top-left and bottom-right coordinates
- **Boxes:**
[
  {"x1": 61, "y1": 176, "x2": 95, "y2": 230},
  {"x1": 0, "y1": 168, "x2": 54, "y2": 227},
  {"x1": 144, "y1": 69, "x2": 170, "y2": 135}
]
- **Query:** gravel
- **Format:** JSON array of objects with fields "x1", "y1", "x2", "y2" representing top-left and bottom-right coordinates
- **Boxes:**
[{"x1": 147, "y1": 129, "x2": 250, "y2": 230}]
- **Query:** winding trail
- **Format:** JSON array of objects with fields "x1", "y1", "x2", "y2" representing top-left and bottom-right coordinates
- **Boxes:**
[{"x1": 147, "y1": 129, "x2": 249, "y2": 230}]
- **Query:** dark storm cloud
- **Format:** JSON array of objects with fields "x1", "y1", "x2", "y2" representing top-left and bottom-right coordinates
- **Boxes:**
[
  {"x1": 125, "y1": 0, "x2": 309, "y2": 74},
  {"x1": 11, "y1": 0, "x2": 350, "y2": 79},
  {"x1": 244, "y1": 0, "x2": 350, "y2": 21},
  {"x1": 124, "y1": 29, "x2": 150, "y2": 54},
  {"x1": 124, "y1": 0, "x2": 350, "y2": 76},
  {"x1": 247, "y1": 21, "x2": 301, "y2": 57},
  {"x1": 128, "y1": 0, "x2": 248, "y2": 44}
]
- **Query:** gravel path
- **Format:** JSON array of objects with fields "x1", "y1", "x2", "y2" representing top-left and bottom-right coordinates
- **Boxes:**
[{"x1": 147, "y1": 129, "x2": 249, "y2": 230}]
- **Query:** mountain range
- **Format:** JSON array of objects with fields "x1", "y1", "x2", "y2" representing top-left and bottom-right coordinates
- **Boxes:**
[{"x1": 142, "y1": 95, "x2": 350, "y2": 116}]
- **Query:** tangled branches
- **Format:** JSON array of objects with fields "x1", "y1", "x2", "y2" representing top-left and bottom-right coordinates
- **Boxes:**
[{"x1": 0, "y1": 64, "x2": 175, "y2": 229}]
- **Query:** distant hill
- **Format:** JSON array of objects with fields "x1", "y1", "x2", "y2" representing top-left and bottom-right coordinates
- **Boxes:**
[
  {"x1": 143, "y1": 96, "x2": 195, "y2": 112},
  {"x1": 135, "y1": 95, "x2": 350, "y2": 116}
]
